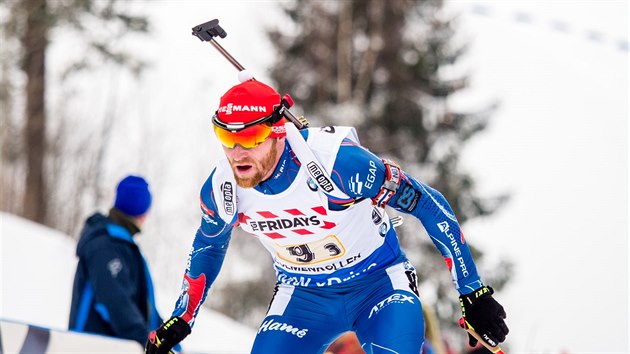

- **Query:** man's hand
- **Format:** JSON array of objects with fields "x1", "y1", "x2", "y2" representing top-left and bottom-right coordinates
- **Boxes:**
[
  {"x1": 145, "y1": 316, "x2": 191, "y2": 354},
  {"x1": 459, "y1": 286, "x2": 509, "y2": 348}
]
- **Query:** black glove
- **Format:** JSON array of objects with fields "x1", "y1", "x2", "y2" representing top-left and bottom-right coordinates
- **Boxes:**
[
  {"x1": 459, "y1": 286, "x2": 508, "y2": 348},
  {"x1": 145, "y1": 316, "x2": 191, "y2": 354}
]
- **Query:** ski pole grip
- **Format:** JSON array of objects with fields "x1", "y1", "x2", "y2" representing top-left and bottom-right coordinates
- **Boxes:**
[{"x1": 459, "y1": 318, "x2": 506, "y2": 354}]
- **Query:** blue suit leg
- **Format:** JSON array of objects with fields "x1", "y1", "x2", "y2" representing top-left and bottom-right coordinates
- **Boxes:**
[
  {"x1": 353, "y1": 262, "x2": 425, "y2": 354},
  {"x1": 251, "y1": 284, "x2": 347, "y2": 354}
]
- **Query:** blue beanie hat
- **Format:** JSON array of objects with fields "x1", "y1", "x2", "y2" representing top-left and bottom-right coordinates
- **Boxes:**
[{"x1": 114, "y1": 175, "x2": 152, "y2": 217}]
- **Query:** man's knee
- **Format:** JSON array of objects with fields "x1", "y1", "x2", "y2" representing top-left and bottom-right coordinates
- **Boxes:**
[{"x1": 361, "y1": 334, "x2": 425, "y2": 354}]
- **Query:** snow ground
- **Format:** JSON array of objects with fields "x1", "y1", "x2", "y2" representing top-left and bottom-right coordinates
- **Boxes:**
[{"x1": 0, "y1": 212, "x2": 256, "y2": 354}]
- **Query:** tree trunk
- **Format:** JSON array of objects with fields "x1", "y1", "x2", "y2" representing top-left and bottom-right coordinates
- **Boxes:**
[
  {"x1": 21, "y1": 0, "x2": 48, "y2": 223},
  {"x1": 336, "y1": 1, "x2": 352, "y2": 103}
]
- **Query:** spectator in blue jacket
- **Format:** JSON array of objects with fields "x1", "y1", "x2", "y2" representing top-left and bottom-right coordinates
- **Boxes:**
[{"x1": 69, "y1": 175, "x2": 162, "y2": 346}]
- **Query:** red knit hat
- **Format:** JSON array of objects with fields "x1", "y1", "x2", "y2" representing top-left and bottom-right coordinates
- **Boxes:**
[{"x1": 216, "y1": 80, "x2": 286, "y2": 137}]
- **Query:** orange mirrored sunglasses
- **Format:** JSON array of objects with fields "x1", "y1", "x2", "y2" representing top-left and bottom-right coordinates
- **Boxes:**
[{"x1": 212, "y1": 113, "x2": 274, "y2": 149}]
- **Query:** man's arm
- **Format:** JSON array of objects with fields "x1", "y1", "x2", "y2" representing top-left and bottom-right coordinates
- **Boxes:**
[
  {"x1": 389, "y1": 174, "x2": 484, "y2": 293},
  {"x1": 332, "y1": 141, "x2": 508, "y2": 347},
  {"x1": 146, "y1": 171, "x2": 234, "y2": 354},
  {"x1": 172, "y1": 171, "x2": 234, "y2": 326},
  {"x1": 332, "y1": 141, "x2": 481, "y2": 293},
  {"x1": 386, "y1": 167, "x2": 509, "y2": 347}
]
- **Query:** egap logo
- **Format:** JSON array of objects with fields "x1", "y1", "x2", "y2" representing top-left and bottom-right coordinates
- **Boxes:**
[
  {"x1": 306, "y1": 162, "x2": 334, "y2": 193},
  {"x1": 222, "y1": 182, "x2": 234, "y2": 215}
]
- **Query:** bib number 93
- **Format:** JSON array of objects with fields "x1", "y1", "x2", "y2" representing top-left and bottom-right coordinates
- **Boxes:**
[{"x1": 274, "y1": 235, "x2": 345, "y2": 265}]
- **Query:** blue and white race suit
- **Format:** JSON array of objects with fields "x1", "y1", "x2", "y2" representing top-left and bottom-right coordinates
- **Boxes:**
[{"x1": 172, "y1": 125, "x2": 483, "y2": 354}]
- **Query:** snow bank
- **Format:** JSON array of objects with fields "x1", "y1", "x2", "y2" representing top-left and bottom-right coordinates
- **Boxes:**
[{"x1": 0, "y1": 212, "x2": 255, "y2": 353}]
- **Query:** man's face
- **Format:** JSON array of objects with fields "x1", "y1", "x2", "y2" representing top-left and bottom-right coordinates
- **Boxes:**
[{"x1": 223, "y1": 138, "x2": 283, "y2": 188}]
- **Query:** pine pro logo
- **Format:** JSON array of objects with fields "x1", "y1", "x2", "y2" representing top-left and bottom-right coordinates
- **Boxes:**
[
  {"x1": 438, "y1": 221, "x2": 465, "y2": 243},
  {"x1": 437, "y1": 221, "x2": 469, "y2": 277}
]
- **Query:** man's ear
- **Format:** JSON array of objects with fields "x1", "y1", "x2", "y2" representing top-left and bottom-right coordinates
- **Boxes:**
[{"x1": 274, "y1": 136, "x2": 286, "y2": 152}]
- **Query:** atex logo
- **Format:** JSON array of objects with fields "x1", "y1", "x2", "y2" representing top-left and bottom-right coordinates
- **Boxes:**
[
  {"x1": 222, "y1": 182, "x2": 235, "y2": 215},
  {"x1": 218, "y1": 103, "x2": 268, "y2": 115},
  {"x1": 368, "y1": 293, "x2": 415, "y2": 319},
  {"x1": 306, "y1": 162, "x2": 334, "y2": 193}
]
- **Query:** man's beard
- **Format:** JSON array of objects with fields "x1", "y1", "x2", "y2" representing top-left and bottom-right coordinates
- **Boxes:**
[{"x1": 231, "y1": 139, "x2": 278, "y2": 188}]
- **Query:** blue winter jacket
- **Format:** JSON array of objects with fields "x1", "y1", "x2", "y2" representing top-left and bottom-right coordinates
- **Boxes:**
[{"x1": 68, "y1": 211, "x2": 162, "y2": 345}]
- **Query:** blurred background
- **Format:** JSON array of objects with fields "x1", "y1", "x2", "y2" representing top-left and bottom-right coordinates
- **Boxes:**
[{"x1": 1, "y1": 0, "x2": 627, "y2": 353}]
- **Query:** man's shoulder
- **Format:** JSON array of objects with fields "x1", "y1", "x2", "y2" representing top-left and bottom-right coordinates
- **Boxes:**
[
  {"x1": 77, "y1": 213, "x2": 136, "y2": 254},
  {"x1": 200, "y1": 164, "x2": 229, "y2": 196},
  {"x1": 79, "y1": 213, "x2": 108, "y2": 240},
  {"x1": 84, "y1": 212, "x2": 108, "y2": 226},
  {"x1": 76, "y1": 225, "x2": 118, "y2": 257},
  {"x1": 199, "y1": 165, "x2": 236, "y2": 222},
  {"x1": 306, "y1": 126, "x2": 356, "y2": 140}
]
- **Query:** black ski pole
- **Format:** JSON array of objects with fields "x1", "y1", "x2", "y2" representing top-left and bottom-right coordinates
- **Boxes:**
[{"x1": 192, "y1": 19, "x2": 309, "y2": 129}]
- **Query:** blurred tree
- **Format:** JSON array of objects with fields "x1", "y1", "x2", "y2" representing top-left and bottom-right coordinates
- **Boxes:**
[
  {"x1": 212, "y1": 0, "x2": 512, "y2": 349},
  {"x1": 0, "y1": 0, "x2": 149, "y2": 231}
]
